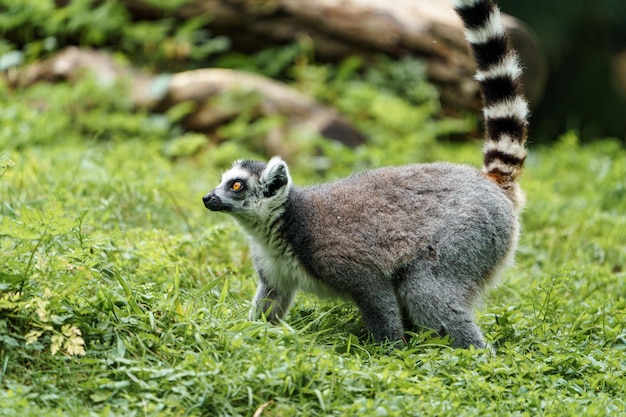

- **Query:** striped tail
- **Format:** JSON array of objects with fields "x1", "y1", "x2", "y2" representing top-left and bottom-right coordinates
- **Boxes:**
[{"x1": 454, "y1": 0, "x2": 529, "y2": 207}]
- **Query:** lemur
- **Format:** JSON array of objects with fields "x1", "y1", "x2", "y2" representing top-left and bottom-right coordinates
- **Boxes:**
[{"x1": 202, "y1": 0, "x2": 528, "y2": 349}]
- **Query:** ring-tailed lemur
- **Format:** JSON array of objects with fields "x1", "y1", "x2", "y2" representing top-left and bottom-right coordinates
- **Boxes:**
[{"x1": 202, "y1": 0, "x2": 528, "y2": 349}]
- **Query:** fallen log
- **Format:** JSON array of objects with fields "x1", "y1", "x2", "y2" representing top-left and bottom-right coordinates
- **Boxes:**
[
  {"x1": 121, "y1": 0, "x2": 546, "y2": 110},
  {"x1": 8, "y1": 46, "x2": 367, "y2": 156}
]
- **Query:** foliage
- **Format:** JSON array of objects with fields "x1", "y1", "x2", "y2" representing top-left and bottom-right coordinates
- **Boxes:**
[
  {"x1": 0, "y1": 77, "x2": 172, "y2": 150},
  {"x1": 0, "y1": 0, "x2": 229, "y2": 71},
  {"x1": 1, "y1": 67, "x2": 625, "y2": 416}
]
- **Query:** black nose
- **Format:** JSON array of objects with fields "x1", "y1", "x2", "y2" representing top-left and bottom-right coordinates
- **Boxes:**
[
  {"x1": 202, "y1": 192, "x2": 226, "y2": 211},
  {"x1": 202, "y1": 192, "x2": 216, "y2": 208}
]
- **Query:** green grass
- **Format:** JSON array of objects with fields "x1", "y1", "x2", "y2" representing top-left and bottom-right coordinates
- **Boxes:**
[{"x1": 1, "y1": 75, "x2": 625, "y2": 417}]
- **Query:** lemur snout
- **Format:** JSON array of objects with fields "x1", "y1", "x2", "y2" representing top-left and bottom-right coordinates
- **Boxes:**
[{"x1": 202, "y1": 192, "x2": 223, "y2": 211}]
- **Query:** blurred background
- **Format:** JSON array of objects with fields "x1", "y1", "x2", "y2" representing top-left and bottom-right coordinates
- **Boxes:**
[
  {"x1": 499, "y1": 0, "x2": 626, "y2": 143},
  {"x1": 2, "y1": 0, "x2": 626, "y2": 145}
]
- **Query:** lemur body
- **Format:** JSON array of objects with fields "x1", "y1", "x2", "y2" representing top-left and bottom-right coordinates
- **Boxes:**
[{"x1": 203, "y1": 0, "x2": 528, "y2": 349}]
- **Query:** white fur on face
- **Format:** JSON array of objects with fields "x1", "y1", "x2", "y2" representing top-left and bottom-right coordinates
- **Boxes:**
[
  {"x1": 219, "y1": 165, "x2": 252, "y2": 189},
  {"x1": 212, "y1": 157, "x2": 293, "y2": 222}
]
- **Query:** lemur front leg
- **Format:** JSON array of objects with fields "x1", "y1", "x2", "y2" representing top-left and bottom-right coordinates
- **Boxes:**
[{"x1": 249, "y1": 278, "x2": 296, "y2": 323}]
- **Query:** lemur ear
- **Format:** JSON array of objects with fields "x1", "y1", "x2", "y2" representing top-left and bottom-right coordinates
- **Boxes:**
[{"x1": 261, "y1": 156, "x2": 291, "y2": 197}]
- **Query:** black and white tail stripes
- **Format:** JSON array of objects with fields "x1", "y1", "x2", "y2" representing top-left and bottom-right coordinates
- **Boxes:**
[{"x1": 454, "y1": 0, "x2": 528, "y2": 207}]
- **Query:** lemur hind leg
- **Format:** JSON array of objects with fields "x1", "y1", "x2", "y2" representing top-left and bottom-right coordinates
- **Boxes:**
[
  {"x1": 350, "y1": 280, "x2": 405, "y2": 343},
  {"x1": 396, "y1": 269, "x2": 486, "y2": 349}
]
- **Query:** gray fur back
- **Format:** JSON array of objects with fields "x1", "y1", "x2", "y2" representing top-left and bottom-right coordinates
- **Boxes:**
[{"x1": 284, "y1": 163, "x2": 516, "y2": 295}]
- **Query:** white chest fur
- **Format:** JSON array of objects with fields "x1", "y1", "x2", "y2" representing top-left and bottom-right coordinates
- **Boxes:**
[{"x1": 250, "y1": 240, "x2": 338, "y2": 299}]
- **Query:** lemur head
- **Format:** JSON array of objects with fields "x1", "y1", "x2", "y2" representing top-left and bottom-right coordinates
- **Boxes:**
[{"x1": 202, "y1": 156, "x2": 292, "y2": 220}]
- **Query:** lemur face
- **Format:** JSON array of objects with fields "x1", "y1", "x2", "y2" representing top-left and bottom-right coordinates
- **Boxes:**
[
  {"x1": 202, "y1": 157, "x2": 292, "y2": 220},
  {"x1": 203, "y1": 164, "x2": 256, "y2": 213}
]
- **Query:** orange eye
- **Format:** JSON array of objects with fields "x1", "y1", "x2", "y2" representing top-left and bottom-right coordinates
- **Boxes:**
[{"x1": 231, "y1": 181, "x2": 243, "y2": 191}]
